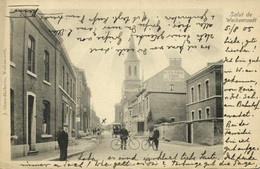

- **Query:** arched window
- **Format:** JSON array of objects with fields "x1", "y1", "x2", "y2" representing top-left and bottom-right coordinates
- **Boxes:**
[
  {"x1": 197, "y1": 83, "x2": 201, "y2": 101},
  {"x1": 134, "y1": 66, "x2": 137, "y2": 76},
  {"x1": 128, "y1": 65, "x2": 132, "y2": 76},
  {"x1": 198, "y1": 109, "x2": 202, "y2": 119},
  {"x1": 170, "y1": 84, "x2": 174, "y2": 91},
  {"x1": 205, "y1": 107, "x2": 210, "y2": 119},
  {"x1": 191, "y1": 111, "x2": 194, "y2": 121},
  {"x1": 191, "y1": 87, "x2": 194, "y2": 103},
  {"x1": 205, "y1": 80, "x2": 210, "y2": 98},
  {"x1": 28, "y1": 35, "x2": 35, "y2": 73}
]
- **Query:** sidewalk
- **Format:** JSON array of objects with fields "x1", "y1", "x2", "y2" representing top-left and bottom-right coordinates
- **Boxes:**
[{"x1": 13, "y1": 135, "x2": 101, "y2": 161}]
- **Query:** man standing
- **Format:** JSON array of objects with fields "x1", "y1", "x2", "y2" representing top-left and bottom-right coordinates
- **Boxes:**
[
  {"x1": 149, "y1": 128, "x2": 160, "y2": 150},
  {"x1": 57, "y1": 125, "x2": 68, "y2": 161},
  {"x1": 120, "y1": 125, "x2": 129, "y2": 150},
  {"x1": 153, "y1": 129, "x2": 160, "y2": 150}
]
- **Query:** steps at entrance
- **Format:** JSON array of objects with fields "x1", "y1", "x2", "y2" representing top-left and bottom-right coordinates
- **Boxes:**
[{"x1": 28, "y1": 150, "x2": 39, "y2": 156}]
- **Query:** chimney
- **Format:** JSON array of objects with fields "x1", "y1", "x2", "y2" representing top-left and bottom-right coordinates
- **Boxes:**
[{"x1": 169, "y1": 58, "x2": 181, "y2": 68}]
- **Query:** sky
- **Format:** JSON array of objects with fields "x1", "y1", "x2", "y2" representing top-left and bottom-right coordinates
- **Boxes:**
[{"x1": 42, "y1": 8, "x2": 223, "y2": 124}]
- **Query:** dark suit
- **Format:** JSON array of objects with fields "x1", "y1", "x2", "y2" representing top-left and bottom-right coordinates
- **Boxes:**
[
  {"x1": 57, "y1": 129, "x2": 68, "y2": 161},
  {"x1": 120, "y1": 128, "x2": 129, "y2": 149}
]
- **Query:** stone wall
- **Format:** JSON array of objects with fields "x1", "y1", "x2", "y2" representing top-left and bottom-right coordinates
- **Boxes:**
[
  {"x1": 192, "y1": 119, "x2": 223, "y2": 146},
  {"x1": 154, "y1": 119, "x2": 223, "y2": 146}
]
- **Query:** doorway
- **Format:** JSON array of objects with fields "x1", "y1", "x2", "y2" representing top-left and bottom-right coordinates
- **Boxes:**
[
  {"x1": 137, "y1": 122, "x2": 144, "y2": 135},
  {"x1": 27, "y1": 93, "x2": 36, "y2": 151},
  {"x1": 187, "y1": 123, "x2": 193, "y2": 143}
]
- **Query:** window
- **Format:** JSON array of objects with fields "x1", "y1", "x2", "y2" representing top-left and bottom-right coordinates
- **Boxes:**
[
  {"x1": 191, "y1": 87, "x2": 194, "y2": 102},
  {"x1": 65, "y1": 105, "x2": 69, "y2": 125},
  {"x1": 205, "y1": 80, "x2": 209, "y2": 98},
  {"x1": 146, "y1": 97, "x2": 149, "y2": 109},
  {"x1": 10, "y1": 89, "x2": 14, "y2": 135},
  {"x1": 10, "y1": 19, "x2": 14, "y2": 61},
  {"x1": 62, "y1": 103, "x2": 64, "y2": 125},
  {"x1": 143, "y1": 99, "x2": 145, "y2": 111},
  {"x1": 206, "y1": 108, "x2": 210, "y2": 119},
  {"x1": 73, "y1": 83, "x2": 75, "y2": 100},
  {"x1": 134, "y1": 66, "x2": 137, "y2": 76},
  {"x1": 43, "y1": 100, "x2": 50, "y2": 134},
  {"x1": 170, "y1": 84, "x2": 174, "y2": 91},
  {"x1": 69, "y1": 79, "x2": 72, "y2": 96},
  {"x1": 72, "y1": 111, "x2": 75, "y2": 130},
  {"x1": 62, "y1": 66, "x2": 65, "y2": 88},
  {"x1": 198, "y1": 109, "x2": 202, "y2": 119},
  {"x1": 128, "y1": 65, "x2": 131, "y2": 76},
  {"x1": 28, "y1": 36, "x2": 35, "y2": 73},
  {"x1": 66, "y1": 73, "x2": 69, "y2": 93},
  {"x1": 44, "y1": 51, "x2": 49, "y2": 82},
  {"x1": 191, "y1": 111, "x2": 194, "y2": 121},
  {"x1": 197, "y1": 84, "x2": 201, "y2": 100}
]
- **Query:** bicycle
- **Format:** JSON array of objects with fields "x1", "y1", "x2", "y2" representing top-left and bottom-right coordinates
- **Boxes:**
[
  {"x1": 141, "y1": 138, "x2": 157, "y2": 150},
  {"x1": 111, "y1": 136, "x2": 140, "y2": 150}
]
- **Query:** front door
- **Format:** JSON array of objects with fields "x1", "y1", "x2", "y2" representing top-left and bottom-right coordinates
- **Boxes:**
[
  {"x1": 137, "y1": 122, "x2": 144, "y2": 135},
  {"x1": 28, "y1": 95, "x2": 34, "y2": 150},
  {"x1": 187, "y1": 123, "x2": 192, "y2": 143}
]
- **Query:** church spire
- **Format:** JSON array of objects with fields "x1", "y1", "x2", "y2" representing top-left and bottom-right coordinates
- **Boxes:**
[
  {"x1": 122, "y1": 34, "x2": 141, "y2": 99},
  {"x1": 125, "y1": 34, "x2": 139, "y2": 62}
]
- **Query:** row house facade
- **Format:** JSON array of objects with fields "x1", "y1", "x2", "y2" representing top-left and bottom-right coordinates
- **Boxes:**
[
  {"x1": 56, "y1": 46, "x2": 77, "y2": 138},
  {"x1": 186, "y1": 60, "x2": 223, "y2": 145},
  {"x1": 9, "y1": 10, "x2": 92, "y2": 158},
  {"x1": 74, "y1": 66, "x2": 91, "y2": 133}
]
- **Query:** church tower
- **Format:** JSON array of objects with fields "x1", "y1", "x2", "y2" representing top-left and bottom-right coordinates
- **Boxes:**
[{"x1": 122, "y1": 36, "x2": 141, "y2": 99}]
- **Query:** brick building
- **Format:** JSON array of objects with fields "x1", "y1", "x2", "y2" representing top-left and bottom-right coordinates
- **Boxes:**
[
  {"x1": 128, "y1": 58, "x2": 190, "y2": 135},
  {"x1": 9, "y1": 10, "x2": 78, "y2": 158},
  {"x1": 57, "y1": 45, "x2": 77, "y2": 138},
  {"x1": 74, "y1": 66, "x2": 91, "y2": 134},
  {"x1": 186, "y1": 60, "x2": 223, "y2": 145}
]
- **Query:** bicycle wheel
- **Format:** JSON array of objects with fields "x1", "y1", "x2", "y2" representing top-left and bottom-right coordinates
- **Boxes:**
[
  {"x1": 128, "y1": 138, "x2": 140, "y2": 150},
  {"x1": 111, "y1": 139, "x2": 121, "y2": 150},
  {"x1": 141, "y1": 140, "x2": 150, "y2": 150}
]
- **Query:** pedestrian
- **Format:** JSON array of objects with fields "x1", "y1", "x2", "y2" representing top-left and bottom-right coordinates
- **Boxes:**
[
  {"x1": 149, "y1": 128, "x2": 160, "y2": 150},
  {"x1": 57, "y1": 125, "x2": 68, "y2": 161},
  {"x1": 120, "y1": 125, "x2": 129, "y2": 150}
]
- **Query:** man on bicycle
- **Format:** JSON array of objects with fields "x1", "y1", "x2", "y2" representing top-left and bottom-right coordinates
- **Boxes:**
[
  {"x1": 149, "y1": 129, "x2": 160, "y2": 150},
  {"x1": 120, "y1": 125, "x2": 129, "y2": 150}
]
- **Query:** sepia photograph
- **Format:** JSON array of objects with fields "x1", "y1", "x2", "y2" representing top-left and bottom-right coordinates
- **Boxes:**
[{"x1": 1, "y1": 0, "x2": 259, "y2": 168}]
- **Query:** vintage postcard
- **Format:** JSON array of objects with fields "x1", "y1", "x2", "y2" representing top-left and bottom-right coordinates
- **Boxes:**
[{"x1": 0, "y1": 0, "x2": 260, "y2": 168}]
